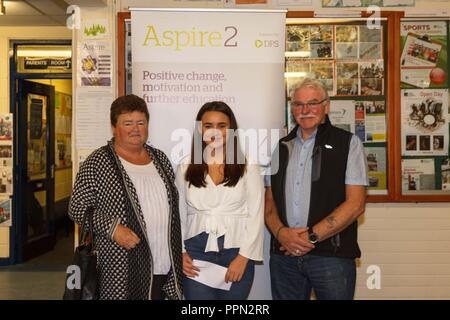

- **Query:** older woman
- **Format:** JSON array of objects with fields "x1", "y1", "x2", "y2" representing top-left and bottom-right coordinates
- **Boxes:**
[{"x1": 69, "y1": 94, "x2": 182, "y2": 300}]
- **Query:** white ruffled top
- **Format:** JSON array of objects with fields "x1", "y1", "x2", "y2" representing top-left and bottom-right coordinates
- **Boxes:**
[{"x1": 175, "y1": 156, "x2": 264, "y2": 261}]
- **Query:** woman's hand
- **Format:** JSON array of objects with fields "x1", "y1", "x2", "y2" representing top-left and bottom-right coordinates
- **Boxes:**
[
  {"x1": 182, "y1": 252, "x2": 200, "y2": 277},
  {"x1": 225, "y1": 254, "x2": 248, "y2": 283},
  {"x1": 113, "y1": 224, "x2": 140, "y2": 250}
]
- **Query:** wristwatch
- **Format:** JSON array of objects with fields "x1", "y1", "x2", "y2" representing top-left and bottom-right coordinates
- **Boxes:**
[{"x1": 308, "y1": 229, "x2": 319, "y2": 244}]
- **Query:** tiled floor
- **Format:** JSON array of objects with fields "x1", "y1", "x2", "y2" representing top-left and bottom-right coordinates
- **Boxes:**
[{"x1": 0, "y1": 232, "x2": 74, "y2": 300}]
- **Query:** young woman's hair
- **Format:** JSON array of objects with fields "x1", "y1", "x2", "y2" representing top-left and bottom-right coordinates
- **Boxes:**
[{"x1": 185, "y1": 101, "x2": 246, "y2": 188}]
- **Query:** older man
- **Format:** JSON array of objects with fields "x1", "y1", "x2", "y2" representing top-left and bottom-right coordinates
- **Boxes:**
[{"x1": 265, "y1": 78, "x2": 368, "y2": 300}]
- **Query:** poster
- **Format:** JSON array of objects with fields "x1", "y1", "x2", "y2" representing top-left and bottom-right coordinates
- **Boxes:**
[
  {"x1": 277, "y1": 0, "x2": 312, "y2": 5},
  {"x1": 365, "y1": 101, "x2": 386, "y2": 142},
  {"x1": 322, "y1": 0, "x2": 361, "y2": 7},
  {"x1": 131, "y1": 10, "x2": 285, "y2": 165},
  {"x1": 75, "y1": 90, "x2": 113, "y2": 149},
  {"x1": 400, "y1": 21, "x2": 448, "y2": 89},
  {"x1": 0, "y1": 114, "x2": 12, "y2": 142},
  {"x1": 81, "y1": 19, "x2": 110, "y2": 40},
  {"x1": 322, "y1": 0, "x2": 414, "y2": 6},
  {"x1": 77, "y1": 41, "x2": 112, "y2": 87},
  {"x1": 365, "y1": 147, "x2": 387, "y2": 191},
  {"x1": 442, "y1": 158, "x2": 450, "y2": 191},
  {"x1": 329, "y1": 100, "x2": 355, "y2": 133},
  {"x1": 401, "y1": 89, "x2": 448, "y2": 156},
  {"x1": 55, "y1": 92, "x2": 72, "y2": 167},
  {"x1": 0, "y1": 198, "x2": 11, "y2": 227},
  {"x1": 0, "y1": 114, "x2": 13, "y2": 196},
  {"x1": 402, "y1": 158, "x2": 435, "y2": 192}
]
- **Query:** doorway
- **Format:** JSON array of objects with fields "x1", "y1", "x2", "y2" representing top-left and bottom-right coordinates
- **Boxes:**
[{"x1": 10, "y1": 41, "x2": 72, "y2": 264}]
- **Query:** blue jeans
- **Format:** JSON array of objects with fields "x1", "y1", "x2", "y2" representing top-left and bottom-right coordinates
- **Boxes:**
[
  {"x1": 270, "y1": 254, "x2": 356, "y2": 300},
  {"x1": 183, "y1": 232, "x2": 255, "y2": 300}
]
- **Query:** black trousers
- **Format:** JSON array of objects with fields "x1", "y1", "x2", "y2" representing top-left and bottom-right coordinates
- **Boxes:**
[{"x1": 151, "y1": 274, "x2": 168, "y2": 300}]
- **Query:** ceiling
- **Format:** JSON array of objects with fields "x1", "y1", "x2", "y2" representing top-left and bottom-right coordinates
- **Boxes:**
[{"x1": 0, "y1": 0, "x2": 107, "y2": 26}]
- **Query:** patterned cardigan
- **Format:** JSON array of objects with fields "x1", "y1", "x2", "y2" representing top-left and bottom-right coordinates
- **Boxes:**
[{"x1": 69, "y1": 140, "x2": 183, "y2": 300}]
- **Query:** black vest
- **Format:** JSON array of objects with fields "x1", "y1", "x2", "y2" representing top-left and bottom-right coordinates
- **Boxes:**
[{"x1": 270, "y1": 116, "x2": 361, "y2": 258}]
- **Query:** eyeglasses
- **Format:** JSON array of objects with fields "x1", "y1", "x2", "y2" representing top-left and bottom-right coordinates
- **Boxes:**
[{"x1": 290, "y1": 98, "x2": 327, "y2": 110}]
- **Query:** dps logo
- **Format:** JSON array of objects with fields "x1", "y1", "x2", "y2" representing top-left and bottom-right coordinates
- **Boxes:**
[{"x1": 255, "y1": 39, "x2": 279, "y2": 48}]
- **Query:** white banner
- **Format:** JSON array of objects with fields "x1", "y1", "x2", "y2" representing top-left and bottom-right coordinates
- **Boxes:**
[{"x1": 131, "y1": 9, "x2": 286, "y2": 166}]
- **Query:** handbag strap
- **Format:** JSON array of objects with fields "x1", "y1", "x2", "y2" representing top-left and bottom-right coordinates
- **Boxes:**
[{"x1": 79, "y1": 206, "x2": 95, "y2": 246}]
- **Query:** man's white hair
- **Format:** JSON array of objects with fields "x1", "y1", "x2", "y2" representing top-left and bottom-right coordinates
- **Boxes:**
[{"x1": 289, "y1": 78, "x2": 329, "y2": 101}]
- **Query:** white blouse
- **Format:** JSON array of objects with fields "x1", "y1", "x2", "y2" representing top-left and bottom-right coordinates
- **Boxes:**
[
  {"x1": 120, "y1": 157, "x2": 171, "y2": 275},
  {"x1": 175, "y1": 157, "x2": 264, "y2": 261}
]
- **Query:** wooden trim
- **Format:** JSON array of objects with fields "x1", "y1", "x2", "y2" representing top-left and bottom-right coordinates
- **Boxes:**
[
  {"x1": 117, "y1": 12, "x2": 130, "y2": 97},
  {"x1": 286, "y1": 11, "x2": 314, "y2": 19},
  {"x1": 392, "y1": 12, "x2": 404, "y2": 202}
]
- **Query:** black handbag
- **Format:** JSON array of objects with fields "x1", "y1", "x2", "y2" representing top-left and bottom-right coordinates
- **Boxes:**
[{"x1": 63, "y1": 206, "x2": 98, "y2": 300}]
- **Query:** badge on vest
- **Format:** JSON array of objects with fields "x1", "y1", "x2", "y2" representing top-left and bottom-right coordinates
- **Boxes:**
[{"x1": 325, "y1": 144, "x2": 333, "y2": 149}]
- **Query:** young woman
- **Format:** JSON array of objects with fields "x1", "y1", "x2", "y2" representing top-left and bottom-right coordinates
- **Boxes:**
[{"x1": 175, "y1": 101, "x2": 264, "y2": 300}]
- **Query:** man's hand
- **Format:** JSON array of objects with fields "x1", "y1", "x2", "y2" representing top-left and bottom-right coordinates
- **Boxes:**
[
  {"x1": 278, "y1": 227, "x2": 315, "y2": 256},
  {"x1": 113, "y1": 224, "x2": 140, "y2": 250}
]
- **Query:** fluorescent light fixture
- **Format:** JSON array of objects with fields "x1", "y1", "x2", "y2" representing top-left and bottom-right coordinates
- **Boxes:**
[
  {"x1": 285, "y1": 51, "x2": 310, "y2": 58},
  {"x1": 17, "y1": 50, "x2": 72, "y2": 58},
  {"x1": 405, "y1": 9, "x2": 449, "y2": 17},
  {"x1": 0, "y1": 0, "x2": 5, "y2": 15},
  {"x1": 314, "y1": 10, "x2": 361, "y2": 18},
  {"x1": 284, "y1": 72, "x2": 308, "y2": 78}
]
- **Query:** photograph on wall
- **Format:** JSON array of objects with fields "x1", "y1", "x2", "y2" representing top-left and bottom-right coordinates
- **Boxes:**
[
  {"x1": 0, "y1": 114, "x2": 12, "y2": 142},
  {"x1": 78, "y1": 41, "x2": 112, "y2": 87},
  {"x1": 337, "y1": 79, "x2": 359, "y2": 96},
  {"x1": 365, "y1": 101, "x2": 386, "y2": 142},
  {"x1": 361, "y1": 78, "x2": 384, "y2": 96},
  {"x1": 322, "y1": 0, "x2": 361, "y2": 7},
  {"x1": 383, "y1": 0, "x2": 414, "y2": 6},
  {"x1": 0, "y1": 167, "x2": 12, "y2": 194},
  {"x1": 309, "y1": 25, "x2": 333, "y2": 59},
  {"x1": 442, "y1": 158, "x2": 450, "y2": 191},
  {"x1": 337, "y1": 62, "x2": 359, "y2": 79},
  {"x1": 359, "y1": 26, "x2": 383, "y2": 59},
  {"x1": 286, "y1": 101, "x2": 297, "y2": 133},
  {"x1": 329, "y1": 100, "x2": 356, "y2": 133},
  {"x1": 402, "y1": 158, "x2": 436, "y2": 192},
  {"x1": 335, "y1": 26, "x2": 359, "y2": 60},
  {"x1": 0, "y1": 198, "x2": 11, "y2": 227},
  {"x1": 310, "y1": 62, "x2": 334, "y2": 94},
  {"x1": 401, "y1": 89, "x2": 448, "y2": 156},
  {"x1": 285, "y1": 59, "x2": 334, "y2": 96},
  {"x1": 400, "y1": 21, "x2": 448, "y2": 89},
  {"x1": 286, "y1": 25, "x2": 310, "y2": 56},
  {"x1": 365, "y1": 146, "x2": 387, "y2": 191},
  {"x1": 0, "y1": 145, "x2": 12, "y2": 168},
  {"x1": 360, "y1": 61, "x2": 384, "y2": 79}
]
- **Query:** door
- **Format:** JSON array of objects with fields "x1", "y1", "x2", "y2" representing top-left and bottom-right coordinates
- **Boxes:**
[{"x1": 17, "y1": 80, "x2": 55, "y2": 261}]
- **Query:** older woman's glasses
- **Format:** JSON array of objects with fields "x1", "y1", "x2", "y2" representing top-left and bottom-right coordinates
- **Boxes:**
[{"x1": 290, "y1": 98, "x2": 327, "y2": 110}]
